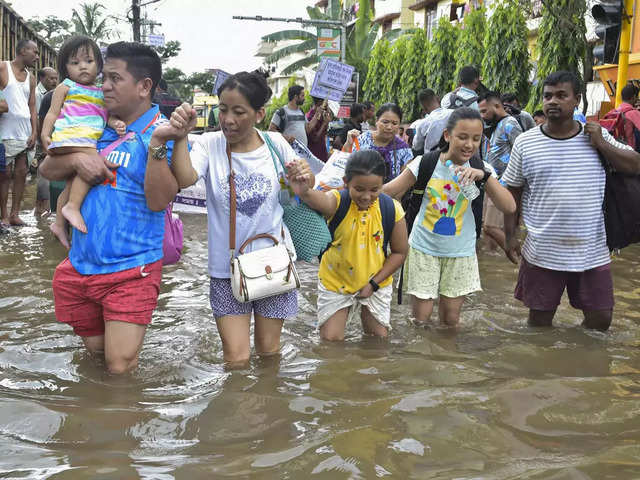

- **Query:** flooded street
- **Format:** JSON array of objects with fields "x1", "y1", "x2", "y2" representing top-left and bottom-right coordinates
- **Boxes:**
[{"x1": 1, "y1": 184, "x2": 640, "y2": 479}]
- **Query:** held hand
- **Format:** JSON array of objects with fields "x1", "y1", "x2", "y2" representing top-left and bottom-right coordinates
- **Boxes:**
[
  {"x1": 584, "y1": 121, "x2": 605, "y2": 148},
  {"x1": 357, "y1": 283, "x2": 374, "y2": 299},
  {"x1": 343, "y1": 129, "x2": 360, "y2": 151},
  {"x1": 286, "y1": 160, "x2": 311, "y2": 197},
  {"x1": 152, "y1": 103, "x2": 197, "y2": 143},
  {"x1": 455, "y1": 167, "x2": 484, "y2": 186},
  {"x1": 505, "y1": 235, "x2": 522, "y2": 265},
  {"x1": 75, "y1": 151, "x2": 120, "y2": 184},
  {"x1": 42, "y1": 135, "x2": 52, "y2": 154},
  {"x1": 113, "y1": 120, "x2": 126, "y2": 137},
  {"x1": 284, "y1": 134, "x2": 296, "y2": 145}
]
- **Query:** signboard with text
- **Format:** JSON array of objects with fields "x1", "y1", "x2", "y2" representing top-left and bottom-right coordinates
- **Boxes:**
[
  {"x1": 309, "y1": 58, "x2": 355, "y2": 103},
  {"x1": 147, "y1": 34, "x2": 165, "y2": 47},
  {"x1": 317, "y1": 28, "x2": 340, "y2": 60}
]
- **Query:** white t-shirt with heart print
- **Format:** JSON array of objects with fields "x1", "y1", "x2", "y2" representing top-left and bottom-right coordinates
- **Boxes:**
[{"x1": 190, "y1": 130, "x2": 297, "y2": 278}]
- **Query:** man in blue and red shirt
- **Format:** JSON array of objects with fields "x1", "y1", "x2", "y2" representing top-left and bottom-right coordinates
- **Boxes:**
[{"x1": 41, "y1": 42, "x2": 195, "y2": 374}]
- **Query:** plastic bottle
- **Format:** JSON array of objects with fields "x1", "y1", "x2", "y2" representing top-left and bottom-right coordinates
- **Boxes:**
[{"x1": 445, "y1": 160, "x2": 480, "y2": 201}]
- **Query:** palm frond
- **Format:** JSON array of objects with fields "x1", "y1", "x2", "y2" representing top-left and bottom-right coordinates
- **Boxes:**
[
  {"x1": 281, "y1": 56, "x2": 320, "y2": 75},
  {"x1": 265, "y1": 39, "x2": 317, "y2": 64},
  {"x1": 262, "y1": 29, "x2": 316, "y2": 43}
]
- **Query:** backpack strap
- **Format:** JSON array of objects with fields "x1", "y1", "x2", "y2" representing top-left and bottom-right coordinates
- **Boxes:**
[
  {"x1": 327, "y1": 189, "x2": 351, "y2": 238},
  {"x1": 414, "y1": 150, "x2": 441, "y2": 193},
  {"x1": 276, "y1": 107, "x2": 287, "y2": 132},
  {"x1": 469, "y1": 153, "x2": 486, "y2": 239},
  {"x1": 378, "y1": 193, "x2": 396, "y2": 257}
]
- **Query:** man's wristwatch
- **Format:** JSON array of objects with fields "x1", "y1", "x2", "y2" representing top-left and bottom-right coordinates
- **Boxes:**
[
  {"x1": 149, "y1": 143, "x2": 168, "y2": 161},
  {"x1": 369, "y1": 278, "x2": 380, "y2": 292}
]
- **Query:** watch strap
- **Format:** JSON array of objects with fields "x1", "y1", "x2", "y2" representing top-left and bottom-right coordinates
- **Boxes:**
[{"x1": 369, "y1": 278, "x2": 380, "y2": 292}]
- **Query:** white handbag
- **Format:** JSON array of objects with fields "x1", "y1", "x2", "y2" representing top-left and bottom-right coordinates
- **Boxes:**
[{"x1": 226, "y1": 142, "x2": 301, "y2": 303}]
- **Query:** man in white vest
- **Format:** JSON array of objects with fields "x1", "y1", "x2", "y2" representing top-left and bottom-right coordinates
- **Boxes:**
[{"x1": 0, "y1": 39, "x2": 38, "y2": 226}]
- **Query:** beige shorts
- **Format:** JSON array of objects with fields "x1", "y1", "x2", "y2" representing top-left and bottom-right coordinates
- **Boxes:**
[
  {"x1": 2, "y1": 139, "x2": 34, "y2": 168},
  {"x1": 483, "y1": 195, "x2": 503, "y2": 229},
  {"x1": 405, "y1": 246, "x2": 481, "y2": 300}
]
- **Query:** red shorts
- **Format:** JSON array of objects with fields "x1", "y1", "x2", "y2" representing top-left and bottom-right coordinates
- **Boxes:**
[
  {"x1": 515, "y1": 257, "x2": 614, "y2": 312},
  {"x1": 52, "y1": 258, "x2": 163, "y2": 337}
]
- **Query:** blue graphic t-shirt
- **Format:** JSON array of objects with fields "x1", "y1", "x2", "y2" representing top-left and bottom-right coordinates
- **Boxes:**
[
  {"x1": 69, "y1": 104, "x2": 174, "y2": 274},
  {"x1": 407, "y1": 156, "x2": 497, "y2": 258}
]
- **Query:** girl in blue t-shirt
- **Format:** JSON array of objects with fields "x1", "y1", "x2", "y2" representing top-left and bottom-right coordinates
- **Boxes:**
[{"x1": 384, "y1": 108, "x2": 516, "y2": 328}]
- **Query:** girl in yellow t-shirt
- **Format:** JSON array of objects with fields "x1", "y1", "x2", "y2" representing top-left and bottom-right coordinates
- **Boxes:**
[{"x1": 288, "y1": 150, "x2": 408, "y2": 341}]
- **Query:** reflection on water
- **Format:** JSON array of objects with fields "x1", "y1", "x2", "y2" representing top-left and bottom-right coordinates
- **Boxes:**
[{"x1": 1, "y1": 186, "x2": 640, "y2": 479}]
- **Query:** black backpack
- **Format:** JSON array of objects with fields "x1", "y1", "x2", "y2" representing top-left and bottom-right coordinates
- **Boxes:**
[
  {"x1": 322, "y1": 190, "x2": 397, "y2": 258},
  {"x1": 599, "y1": 153, "x2": 640, "y2": 251},
  {"x1": 398, "y1": 150, "x2": 486, "y2": 304}
]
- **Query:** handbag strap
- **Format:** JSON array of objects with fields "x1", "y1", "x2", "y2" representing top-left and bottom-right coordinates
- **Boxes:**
[
  {"x1": 226, "y1": 142, "x2": 237, "y2": 257},
  {"x1": 262, "y1": 132, "x2": 286, "y2": 173},
  {"x1": 100, "y1": 131, "x2": 135, "y2": 158}
]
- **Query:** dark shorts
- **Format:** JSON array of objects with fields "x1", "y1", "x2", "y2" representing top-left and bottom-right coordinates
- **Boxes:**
[
  {"x1": 209, "y1": 277, "x2": 298, "y2": 319},
  {"x1": 515, "y1": 258, "x2": 614, "y2": 312},
  {"x1": 53, "y1": 258, "x2": 163, "y2": 337}
]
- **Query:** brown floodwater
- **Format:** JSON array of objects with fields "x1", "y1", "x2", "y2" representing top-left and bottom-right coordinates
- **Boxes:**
[{"x1": 1, "y1": 183, "x2": 640, "y2": 479}]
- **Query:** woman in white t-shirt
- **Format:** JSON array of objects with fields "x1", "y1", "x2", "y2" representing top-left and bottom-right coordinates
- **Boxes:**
[{"x1": 171, "y1": 71, "x2": 313, "y2": 365}]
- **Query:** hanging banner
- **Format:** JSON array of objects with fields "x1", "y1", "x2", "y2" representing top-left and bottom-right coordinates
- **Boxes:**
[
  {"x1": 317, "y1": 28, "x2": 340, "y2": 60},
  {"x1": 212, "y1": 70, "x2": 231, "y2": 95}
]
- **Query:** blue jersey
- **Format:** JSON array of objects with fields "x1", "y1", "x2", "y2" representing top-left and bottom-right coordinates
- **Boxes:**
[{"x1": 69, "y1": 104, "x2": 173, "y2": 274}]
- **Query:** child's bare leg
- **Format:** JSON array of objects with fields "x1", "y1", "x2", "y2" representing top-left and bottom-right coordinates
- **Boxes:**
[
  {"x1": 61, "y1": 175, "x2": 90, "y2": 233},
  {"x1": 438, "y1": 295, "x2": 465, "y2": 328},
  {"x1": 361, "y1": 306, "x2": 388, "y2": 338},
  {"x1": 50, "y1": 182, "x2": 71, "y2": 249},
  {"x1": 319, "y1": 308, "x2": 349, "y2": 341}
]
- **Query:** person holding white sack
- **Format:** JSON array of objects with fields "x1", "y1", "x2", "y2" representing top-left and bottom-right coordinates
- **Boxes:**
[{"x1": 170, "y1": 71, "x2": 314, "y2": 365}]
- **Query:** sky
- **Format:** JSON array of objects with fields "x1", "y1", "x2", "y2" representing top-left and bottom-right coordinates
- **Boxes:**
[{"x1": 17, "y1": 0, "x2": 316, "y2": 74}]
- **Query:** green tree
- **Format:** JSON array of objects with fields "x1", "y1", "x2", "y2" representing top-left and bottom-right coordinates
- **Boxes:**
[
  {"x1": 527, "y1": 0, "x2": 587, "y2": 110},
  {"x1": 399, "y1": 29, "x2": 430, "y2": 122},
  {"x1": 382, "y1": 35, "x2": 409, "y2": 106},
  {"x1": 362, "y1": 39, "x2": 390, "y2": 106},
  {"x1": 424, "y1": 17, "x2": 459, "y2": 97},
  {"x1": 482, "y1": 2, "x2": 530, "y2": 102},
  {"x1": 27, "y1": 15, "x2": 72, "y2": 50},
  {"x1": 454, "y1": 7, "x2": 486, "y2": 91},
  {"x1": 163, "y1": 67, "x2": 191, "y2": 100},
  {"x1": 188, "y1": 71, "x2": 215, "y2": 97},
  {"x1": 153, "y1": 40, "x2": 182, "y2": 65},
  {"x1": 71, "y1": 2, "x2": 113, "y2": 41},
  {"x1": 262, "y1": 0, "x2": 404, "y2": 80}
]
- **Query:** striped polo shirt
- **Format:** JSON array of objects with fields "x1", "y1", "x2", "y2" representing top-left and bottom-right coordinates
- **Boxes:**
[{"x1": 502, "y1": 123, "x2": 630, "y2": 272}]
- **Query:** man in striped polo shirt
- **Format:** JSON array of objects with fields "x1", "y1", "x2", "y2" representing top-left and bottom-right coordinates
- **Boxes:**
[{"x1": 502, "y1": 71, "x2": 640, "y2": 331}]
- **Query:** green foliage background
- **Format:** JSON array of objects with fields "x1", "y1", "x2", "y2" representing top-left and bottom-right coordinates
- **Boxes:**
[
  {"x1": 382, "y1": 36, "x2": 409, "y2": 105},
  {"x1": 527, "y1": 0, "x2": 587, "y2": 110},
  {"x1": 399, "y1": 28, "x2": 430, "y2": 122},
  {"x1": 482, "y1": 2, "x2": 530, "y2": 102},
  {"x1": 362, "y1": 39, "x2": 391, "y2": 105},
  {"x1": 454, "y1": 7, "x2": 486, "y2": 91},
  {"x1": 424, "y1": 17, "x2": 459, "y2": 101}
]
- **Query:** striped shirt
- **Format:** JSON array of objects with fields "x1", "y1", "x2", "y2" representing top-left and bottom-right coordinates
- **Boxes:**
[{"x1": 502, "y1": 124, "x2": 630, "y2": 272}]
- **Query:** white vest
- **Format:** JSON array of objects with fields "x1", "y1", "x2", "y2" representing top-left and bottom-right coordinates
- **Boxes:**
[{"x1": 0, "y1": 61, "x2": 31, "y2": 141}]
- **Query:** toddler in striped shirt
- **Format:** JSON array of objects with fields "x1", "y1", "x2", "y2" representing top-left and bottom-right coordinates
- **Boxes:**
[{"x1": 41, "y1": 35, "x2": 125, "y2": 248}]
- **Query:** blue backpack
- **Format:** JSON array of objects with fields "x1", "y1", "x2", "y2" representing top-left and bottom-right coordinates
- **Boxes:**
[{"x1": 324, "y1": 190, "x2": 396, "y2": 257}]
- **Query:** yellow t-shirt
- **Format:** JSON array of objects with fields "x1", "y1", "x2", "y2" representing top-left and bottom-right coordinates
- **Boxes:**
[{"x1": 318, "y1": 190, "x2": 405, "y2": 294}]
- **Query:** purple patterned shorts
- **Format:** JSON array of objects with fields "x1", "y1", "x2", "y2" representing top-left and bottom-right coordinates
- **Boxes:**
[{"x1": 209, "y1": 278, "x2": 298, "y2": 319}]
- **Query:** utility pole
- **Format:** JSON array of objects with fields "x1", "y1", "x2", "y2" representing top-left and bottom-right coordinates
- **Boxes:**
[
  {"x1": 615, "y1": 0, "x2": 634, "y2": 107},
  {"x1": 130, "y1": 0, "x2": 162, "y2": 43},
  {"x1": 232, "y1": 15, "x2": 347, "y2": 63},
  {"x1": 132, "y1": 0, "x2": 141, "y2": 42}
]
